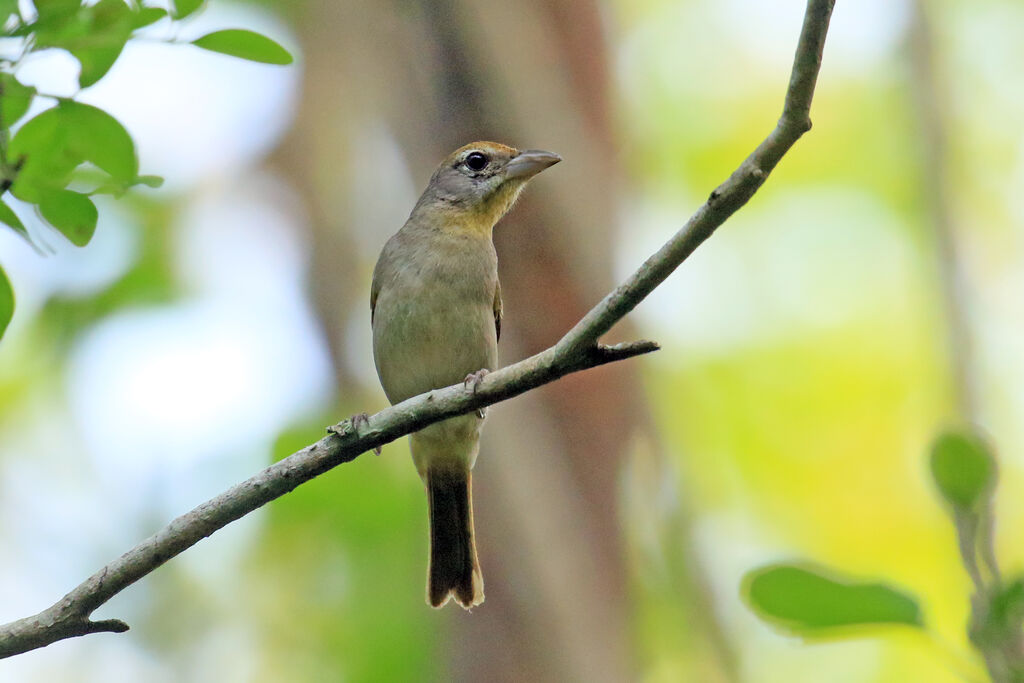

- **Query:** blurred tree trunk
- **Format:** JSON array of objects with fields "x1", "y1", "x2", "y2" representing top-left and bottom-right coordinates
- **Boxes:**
[
  {"x1": 397, "y1": 2, "x2": 636, "y2": 680},
  {"x1": 273, "y1": 1, "x2": 733, "y2": 681}
]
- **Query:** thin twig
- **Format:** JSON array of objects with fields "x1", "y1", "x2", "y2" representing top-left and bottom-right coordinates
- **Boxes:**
[{"x1": 0, "y1": 0, "x2": 836, "y2": 659}]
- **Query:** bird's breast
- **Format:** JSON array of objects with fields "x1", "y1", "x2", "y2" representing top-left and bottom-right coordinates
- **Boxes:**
[{"x1": 372, "y1": 235, "x2": 498, "y2": 405}]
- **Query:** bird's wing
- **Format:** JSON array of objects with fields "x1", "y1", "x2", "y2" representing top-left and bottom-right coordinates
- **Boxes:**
[
  {"x1": 370, "y1": 277, "x2": 379, "y2": 323},
  {"x1": 370, "y1": 244, "x2": 387, "y2": 323},
  {"x1": 493, "y1": 279, "x2": 502, "y2": 343}
]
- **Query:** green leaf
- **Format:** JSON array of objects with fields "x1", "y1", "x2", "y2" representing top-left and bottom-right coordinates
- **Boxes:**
[
  {"x1": 59, "y1": 101, "x2": 138, "y2": 181},
  {"x1": 131, "y1": 6, "x2": 166, "y2": 29},
  {"x1": 0, "y1": 199, "x2": 28, "y2": 241},
  {"x1": 743, "y1": 564, "x2": 923, "y2": 635},
  {"x1": 8, "y1": 106, "x2": 75, "y2": 201},
  {"x1": 135, "y1": 174, "x2": 164, "y2": 188},
  {"x1": 32, "y1": 0, "x2": 87, "y2": 45},
  {"x1": 33, "y1": 0, "x2": 80, "y2": 23},
  {"x1": 0, "y1": 73, "x2": 36, "y2": 127},
  {"x1": 30, "y1": 0, "x2": 132, "y2": 88},
  {"x1": 173, "y1": 0, "x2": 203, "y2": 19},
  {"x1": 0, "y1": 0, "x2": 19, "y2": 23},
  {"x1": 930, "y1": 430, "x2": 996, "y2": 510},
  {"x1": 0, "y1": 264, "x2": 12, "y2": 339},
  {"x1": 9, "y1": 101, "x2": 138, "y2": 201},
  {"x1": 191, "y1": 29, "x2": 293, "y2": 65},
  {"x1": 38, "y1": 189, "x2": 97, "y2": 246},
  {"x1": 71, "y1": 0, "x2": 133, "y2": 88},
  {"x1": 6, "y1": 21, "x2": 38, "y2": 38},
  {"x1": 989, "y1": 578, "x2": 1024, "y2": 631},
  {"x1": 70, "y1": 167, "x2": 164, "y2": 196}
]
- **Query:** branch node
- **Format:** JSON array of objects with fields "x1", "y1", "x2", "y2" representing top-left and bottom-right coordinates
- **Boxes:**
[
  {"x1": 84, "y1": 619, "x2": 130, "y2": 635},
  {"x1": 782, "y1": 114, "x2": 812, "y2": 136},
  {"x1": 327, "y1": 416, "x2": 360, "y2": 438},
  {"x1": 596, "y1": 339, "x2": 661, "y2": 363}
]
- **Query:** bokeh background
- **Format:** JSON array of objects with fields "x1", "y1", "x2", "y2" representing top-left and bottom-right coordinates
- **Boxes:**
[{"x1": 2, "y1": 0, "x2": 1023, "y2": 680}]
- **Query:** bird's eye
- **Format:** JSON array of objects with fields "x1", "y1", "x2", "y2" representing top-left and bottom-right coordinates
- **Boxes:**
[{"x1": 465, "y1": 151, "x2": 488, "y2": 171}]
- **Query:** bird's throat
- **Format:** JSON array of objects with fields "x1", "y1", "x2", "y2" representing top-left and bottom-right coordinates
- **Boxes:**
[
  {"x1": 464, "y1": 181, "x2": 527, "y2": 235},
  {"x1": 415, "y1": 179, "x2": 528, "y2": 237}
]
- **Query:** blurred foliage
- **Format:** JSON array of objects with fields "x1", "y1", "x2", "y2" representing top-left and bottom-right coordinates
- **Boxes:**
[
  {"x1": 251, "y1": 414, "x2": 441, "y2": 682},
  {"x1": 618, "y1": 0, "x2": 1024, "y2": 679},
  {"x1": 191, "y1": 28, "x2": 293, "y2": 64},
  {"x1": 931, "y1": 430, "x2": 997, "y2": 511},
  {"x1": 39, "y1": 197, "x2": 177, "y2": 350},
  {"x1": 0, "y1": 265, "x2": 10, "y2": 337},
  {"x1": 742, "y1": 431, "x2": 1023, "y2": 681},
  {"x1": 0, "y1": 0, "x2": 1022, "y2": 681},
  {"x1": 744, "y1": 564, "x2": 923, "y2": 634},
  {"x1": 0, "y1": 0, "x2": 291, "y2": 338}
]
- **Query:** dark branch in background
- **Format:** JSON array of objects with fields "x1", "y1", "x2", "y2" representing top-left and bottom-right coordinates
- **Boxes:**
[
  {"x1": 908, "y1": 0, "x2": 978, "y2": 422},
  {"x1": 0, "y1": 0, "x2": 836, "y2": 659}
]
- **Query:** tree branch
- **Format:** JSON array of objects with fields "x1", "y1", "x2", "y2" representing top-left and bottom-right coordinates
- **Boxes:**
[{"x1": 0, "y1": 0, "x2": 836, "y2": 659}]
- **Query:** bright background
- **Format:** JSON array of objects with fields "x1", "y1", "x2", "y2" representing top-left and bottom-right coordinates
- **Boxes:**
[{"x1": 1, "y1": 0, "x2": 1022, "y2": 681}]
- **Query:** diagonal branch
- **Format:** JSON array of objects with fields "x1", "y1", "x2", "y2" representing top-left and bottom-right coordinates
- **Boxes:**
[{"x1": 0, "y1": 0, "x2": 836, "y2": 659}]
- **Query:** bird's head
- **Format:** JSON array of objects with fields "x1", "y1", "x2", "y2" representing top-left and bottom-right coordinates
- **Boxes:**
[{"x1": 413, "y1": 142, "x2": 561, "y2": 233}]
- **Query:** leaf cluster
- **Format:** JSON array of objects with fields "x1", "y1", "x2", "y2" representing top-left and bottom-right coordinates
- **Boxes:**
[{"x1": 0, "y1": 0, "x2": 293, "y2": 338}]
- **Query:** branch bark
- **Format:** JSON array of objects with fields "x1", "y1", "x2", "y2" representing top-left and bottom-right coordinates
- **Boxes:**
[{"x1": 0, "y1": 0, "x2": 836, "y2": 659}]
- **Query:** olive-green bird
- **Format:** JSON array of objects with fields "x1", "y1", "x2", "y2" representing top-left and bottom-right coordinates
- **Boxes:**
[{"x1": 371, "y1": 142, "x2": 561, "y2": 609}]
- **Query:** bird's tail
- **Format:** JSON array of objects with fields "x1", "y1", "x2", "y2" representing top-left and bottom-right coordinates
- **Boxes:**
[{"x1": 425, "y1": 467, "x2": 483, "y2": 609}]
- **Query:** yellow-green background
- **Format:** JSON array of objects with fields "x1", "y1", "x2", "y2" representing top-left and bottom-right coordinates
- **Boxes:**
[{"x1": 1, "y1": 0, "x2": 1021, "y2": 681}]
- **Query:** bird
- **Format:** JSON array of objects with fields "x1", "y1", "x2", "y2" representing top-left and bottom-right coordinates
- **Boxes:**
[{"x1": 370, "y1": 142, "x2": 561, "y2": 609}]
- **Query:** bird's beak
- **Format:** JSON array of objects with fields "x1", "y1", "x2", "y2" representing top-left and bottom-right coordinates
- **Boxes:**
[{"x1": 505, "y1": 149, "x2": 562, "y2": 179}]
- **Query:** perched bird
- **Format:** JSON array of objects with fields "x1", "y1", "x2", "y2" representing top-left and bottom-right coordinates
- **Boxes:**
[{"x1": 371, "y1": 142, "x2": 561, "y2": 609}]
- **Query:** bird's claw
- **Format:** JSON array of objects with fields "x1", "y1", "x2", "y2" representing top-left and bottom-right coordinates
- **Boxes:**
[
  {"x1": 328, "y1": 413, "x2": 382, "y2": 455},
  {"x1": 463, "y1": 369, "x2": 490, "y2": 418},
  {"x1": 351, "y1": 412, "x2": 370, "y2": 431},
  {"x1": 463, "y1": 369, "x2": 489, "y2": 392}
]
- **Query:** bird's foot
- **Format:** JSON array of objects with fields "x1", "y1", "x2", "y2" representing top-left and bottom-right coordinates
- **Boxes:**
[
  {"x1": 463, "y1": 369, "x2": 489, "y2": 393},
  {"x1": 328, "y1": 412, "x2": 382, "y2": 454},
  {"x1": 463, "y1": 369, "x2": 490, "y2": 418}
]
